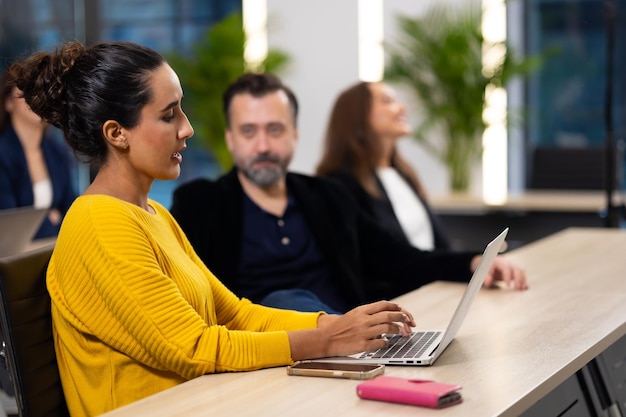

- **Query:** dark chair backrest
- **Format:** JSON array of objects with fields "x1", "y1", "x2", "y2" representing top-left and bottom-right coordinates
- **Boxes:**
[
  {"x1": 529, "y1": 147, "x2": 606, "y2": 190},
  {"x1": 0, "y1": 244, "x2": 69, "y2": 417}
]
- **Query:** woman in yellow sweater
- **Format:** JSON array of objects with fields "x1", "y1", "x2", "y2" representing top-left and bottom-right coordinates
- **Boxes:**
[{"x1": 7, "y1": 41, "x2": 415, "y2": 417}]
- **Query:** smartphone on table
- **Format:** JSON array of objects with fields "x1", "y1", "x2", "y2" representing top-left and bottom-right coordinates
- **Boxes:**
[{"x1": 286, "y1": 361, "x2": 385, "y2": 380}]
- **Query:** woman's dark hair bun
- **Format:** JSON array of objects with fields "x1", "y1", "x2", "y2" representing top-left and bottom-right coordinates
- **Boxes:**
[{"x1": 8, "y1": 41, "x2": 85, "y2": 130}]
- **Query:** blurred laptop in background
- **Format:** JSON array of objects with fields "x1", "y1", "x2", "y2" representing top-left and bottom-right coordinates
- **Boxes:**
[{"x1": 0, "y1": 207, "x2": 48, "y2": 257}]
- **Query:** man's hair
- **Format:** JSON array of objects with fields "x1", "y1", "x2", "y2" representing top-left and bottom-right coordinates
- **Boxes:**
[{"x1": 222, "y1": 72, "x2": 299, "y2": 128}]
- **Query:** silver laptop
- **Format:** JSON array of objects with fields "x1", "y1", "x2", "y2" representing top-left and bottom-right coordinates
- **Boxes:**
[
  {"x1": 0, "y1": 206, "x2": 48, "y2": 258},
  {"x1": 320, "y1": 228, "x2": 509, "y2": 366}
]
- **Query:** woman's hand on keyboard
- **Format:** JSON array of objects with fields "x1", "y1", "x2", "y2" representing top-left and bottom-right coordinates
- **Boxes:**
[{"x1": 315, "y1": 301, "x2": 416, "y2": 358}]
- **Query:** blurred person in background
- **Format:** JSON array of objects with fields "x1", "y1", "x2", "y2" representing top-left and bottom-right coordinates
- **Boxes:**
[
  {"x1": 0, "y1": 69, "x2": 77, "y2": 238},
  {"x1": 317, "y1": 81, "x2": 450, "y2": 251},
  {"x1": 171, "y1": 73, "x2": 527, "y2": 317}
]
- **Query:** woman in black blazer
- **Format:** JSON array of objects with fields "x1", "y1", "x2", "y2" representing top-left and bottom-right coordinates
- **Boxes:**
[
  {"x1": 0, "y1": 70, "x2": 77, "y2": 238},
  {"x1": 317, "y1": 81, "x2": 451, "y2": 250}
]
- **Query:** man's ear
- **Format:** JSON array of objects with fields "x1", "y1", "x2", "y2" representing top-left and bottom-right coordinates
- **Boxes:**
[
  {"x1": 225, "y1": 128, "x2": 234, "y2": 153},
  {"x1": 102, "y1": 120, "x2": 129, "y2": 150}
]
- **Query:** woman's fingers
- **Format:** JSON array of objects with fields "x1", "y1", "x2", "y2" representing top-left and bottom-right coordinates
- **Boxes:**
[
  {"x1": 400, "y1": 307, "x2": 416, "y2": 327},
  {"x1": 370, "y1": 322, "x2": 407, "y2": 337},
  {"x1": 357, "y1": 300, "x2": 403, "y2": 315}
]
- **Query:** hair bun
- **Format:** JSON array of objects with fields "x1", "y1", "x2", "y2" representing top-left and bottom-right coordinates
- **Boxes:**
[{"x1": 8, "y1": 41, "x2": 86, "y2": 129}]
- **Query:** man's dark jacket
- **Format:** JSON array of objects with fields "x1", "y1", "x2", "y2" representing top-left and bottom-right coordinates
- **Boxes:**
[{"x1": 170, "y1": 169, "x2": 477, "y2": 309}]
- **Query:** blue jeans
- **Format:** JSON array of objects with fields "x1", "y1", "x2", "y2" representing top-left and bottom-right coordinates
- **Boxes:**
[{"x1": 260, "y1": 289, "x2": 342, "y2": 315}]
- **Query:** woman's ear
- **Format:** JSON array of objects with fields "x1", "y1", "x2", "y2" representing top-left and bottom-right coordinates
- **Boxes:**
[
  {"x1": 4, "y1": 93, "x2": 15, "y2": 114},
  {"x1": 102, "y1": 120, "x2": 129, "y2": 150}
]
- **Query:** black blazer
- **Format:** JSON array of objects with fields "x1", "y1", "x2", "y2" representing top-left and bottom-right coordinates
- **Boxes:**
[
  {"x1": 170, "y1": 169, "x2": 477, "y2": 309},
  {"x1": 324, "y1": 169, "x2": 452, "y2": 250},
  {"x1": 0, "y1": 125, "x2": 77, "y2": 238}
]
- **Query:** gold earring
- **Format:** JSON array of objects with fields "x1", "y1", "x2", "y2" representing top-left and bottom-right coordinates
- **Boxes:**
[{"x1": 121, "y1": 141, "x2": 129, "y2": 150}]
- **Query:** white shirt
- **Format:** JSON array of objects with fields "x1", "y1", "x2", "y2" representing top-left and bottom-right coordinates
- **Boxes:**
[
  {"x1": 33, "y1": 178, "x2": 53, "y2": 209},
  {"x1": 376, "y1": 167, "x2": 434, "y2": 250}
]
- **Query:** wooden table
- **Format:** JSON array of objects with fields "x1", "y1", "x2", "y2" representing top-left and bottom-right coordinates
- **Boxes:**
[
  {"x1": 428, "y1": 191, "x2": 624, "y2": 251},
  {"x1": 99, "y1": 228, "x2": 626, "y2": 417},
  {"x1": 429, "y1": 190, "x2": 620, "y2": 214}
]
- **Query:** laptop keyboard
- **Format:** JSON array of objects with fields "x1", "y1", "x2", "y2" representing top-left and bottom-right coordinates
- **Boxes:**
[{"x1": 357, "y1": 331, "x2": 441, "y2": 359}]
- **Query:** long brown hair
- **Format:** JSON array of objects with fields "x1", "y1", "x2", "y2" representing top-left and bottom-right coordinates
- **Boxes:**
[{"x1": 316, "y1": 81, "x2": 427, "y2": 199}]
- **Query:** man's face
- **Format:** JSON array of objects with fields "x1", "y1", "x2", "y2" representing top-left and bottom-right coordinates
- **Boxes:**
[{"x1": 226, "y1": 90, "x2": 298, "y2": 188}]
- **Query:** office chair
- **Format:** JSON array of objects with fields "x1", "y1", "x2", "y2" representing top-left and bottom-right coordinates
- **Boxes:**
[
  {"x1": 0, "y1": 244, "x2": 69, "y2": 417},
  {"x1": 529, "y1": 147, "x2": 606, "y2": 190}
]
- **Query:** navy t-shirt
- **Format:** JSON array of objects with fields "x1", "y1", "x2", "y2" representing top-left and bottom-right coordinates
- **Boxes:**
[{"x1": 236, "y1": 194, "x2": 348, "y2": 312}]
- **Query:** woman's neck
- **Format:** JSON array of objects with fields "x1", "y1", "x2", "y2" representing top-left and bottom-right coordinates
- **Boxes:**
[
  {"x1": 376, "y1": 135, "x2": 397, "y2": 168},
  {"x1": 13, "y1": 119, "x2": 45, "y2": 151},
  {"x1": 85, "y1": 166, "x2": 154, "y2": 213}
]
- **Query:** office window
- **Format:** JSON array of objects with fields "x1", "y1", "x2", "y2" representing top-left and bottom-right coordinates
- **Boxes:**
[
  {"x1": 525, "y1": 0, "x2": 626, "y2": 190},
  {"x1": 0, "y1": 0, "x2": 241, "y2": 207},
  {"x1": 98, "y1": 0, "x2": 236, "y2": 51}
]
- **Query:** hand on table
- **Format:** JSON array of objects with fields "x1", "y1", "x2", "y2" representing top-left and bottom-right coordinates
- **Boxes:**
[{"x1": 471, "y1": 254, "x2": 528, "y2": 290}]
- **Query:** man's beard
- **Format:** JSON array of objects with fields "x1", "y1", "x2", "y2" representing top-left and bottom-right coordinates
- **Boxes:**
[{"x1": 242, "y1": 154, "x2": 285, "y2": 187}]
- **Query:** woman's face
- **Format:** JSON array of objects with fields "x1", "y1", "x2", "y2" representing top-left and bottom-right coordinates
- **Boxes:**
[
  {"x1": 122, "y1": 63, "x2": 194, "y2": 182},
  {"x1": 5, "y1": 87, "x2": 43, "y2": 127},
  {"x1": 367, "y1": 82, "x2": 411, "y2": 141}
]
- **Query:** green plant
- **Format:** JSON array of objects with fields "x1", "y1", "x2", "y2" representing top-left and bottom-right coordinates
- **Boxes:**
[
  {"x1": 385, "y1": 4, "x2": 542, "y2": 191},
  {"x1": 167, "y1": 11, "x2": 290, "y2": 171}
]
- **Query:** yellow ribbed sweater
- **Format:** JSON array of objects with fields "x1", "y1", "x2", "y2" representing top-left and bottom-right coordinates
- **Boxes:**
[{"x1": 47, "y1": 195, "x2": 320, "y2": 417}]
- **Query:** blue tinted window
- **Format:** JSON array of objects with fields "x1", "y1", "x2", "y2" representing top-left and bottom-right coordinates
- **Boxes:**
[{"x1": 526, "y1": 0, "x2": 626, "y2": 188}]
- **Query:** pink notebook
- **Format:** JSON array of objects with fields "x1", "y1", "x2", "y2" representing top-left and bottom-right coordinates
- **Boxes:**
[{"x1": 356, "y1": 376, "x2": 463, "y2": 408}]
